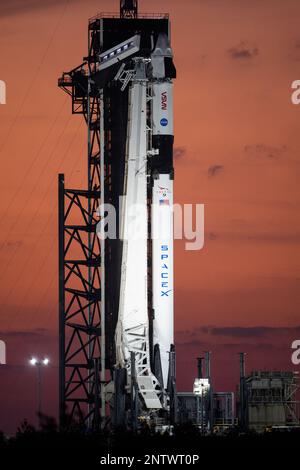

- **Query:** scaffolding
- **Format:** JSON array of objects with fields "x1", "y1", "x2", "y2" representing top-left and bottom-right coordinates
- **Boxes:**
[
  {"x1": 58, "y1": 6, "x2": 171, "y2": 430},
  {"x1": 245, "y1": 371, "x2": 299, "y2": 431},
  {"x1": 58, "y1": 18, "x2": 103, "y2": 430},
  {"x1": 177, "y1": 392, "x2": 234, "y2": 430}
]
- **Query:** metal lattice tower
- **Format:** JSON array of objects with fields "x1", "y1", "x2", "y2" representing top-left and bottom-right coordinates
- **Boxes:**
[
  {"x1": 58, "y1": 3, "x2": 172, "y2": 430},
  {"x1": 58, "y1": 21, "x2": 104, "y2": 430},
  {"x1": 120, "y1": 0, "x2": 138, "y2": 18}
]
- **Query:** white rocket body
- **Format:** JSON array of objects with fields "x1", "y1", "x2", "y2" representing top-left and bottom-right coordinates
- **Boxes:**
[
  {"x1": 98, "y1": 32, "x2": 176, "y2": 409},
  {"x1": 152, "y1": 175, "x2": 174, "y2": 389},
  {"x1": 152, "y1": 82, "x2": 174, "y2": 136},
  {"x1": 151, "y1": 81, "x2": 174, "y2": 389},
  {"x1": 115, "y1": 65, "x2": 163, "y2": 409}
]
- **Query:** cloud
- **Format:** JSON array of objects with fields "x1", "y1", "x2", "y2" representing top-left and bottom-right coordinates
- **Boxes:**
[
  {"x1": 228, "y1": 41, "x2": 259, "y2": 60},
  {"x1": 206, "y1": 326, "x2": 299, "y2": 338},
  {"x1": 0, "y1": 240, "x2": 23, "y2": 252},
  {"x1": 221, "y1": 342, "x2": 278, "y2": 351},
  {"x1": 242, "y1": 233, "x2": 300, "y2": 243},
  {"x1": 198, "y1": 53, "x2": 207, "y2": 63},
  {"x1": 0, "y1": 0, "x2": 77, "y2": 17},
  {"x1": 174, "y1": 147, "x2": 186, "y2": 159},
  {"x1": 207, "y1": 232, "x2": 218, "y2": 241},
  {"x1": 244, "y1": 144, "x2": 287, "y2": 159},
  {"x1": 219, "y1": 232, "x2": 300, "y2": 244},
  {"x1": 208, "y1": 164, "x2": 223, "y2": 177},
  {"x1": 290, "y1": 40, "x2": 300, "y2": 61},
  {"x1": 0, "y1": 328, "x2": 49, "y2": 339},
  {"x1": 176, "y1": 339, "x2": 278, "y2": 351},
  {"x1": 178, "y1": 325, "x2": 300, "y2": 342}
]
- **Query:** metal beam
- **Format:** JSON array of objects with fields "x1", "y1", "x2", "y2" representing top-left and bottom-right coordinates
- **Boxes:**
[{"x1": 58, "y1": 174, "x2": 65, "y2": 429}]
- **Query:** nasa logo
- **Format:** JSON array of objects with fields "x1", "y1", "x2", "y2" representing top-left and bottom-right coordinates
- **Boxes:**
[
  {"x1": 158, "y1": 185, "x2": 169, "y2": 197},
  {"x1": 161, "y1": 91, "x2": 167, "y2": 110},
  {"x1": 160, "y1": 118, "x2": 168, "y2": 127}
]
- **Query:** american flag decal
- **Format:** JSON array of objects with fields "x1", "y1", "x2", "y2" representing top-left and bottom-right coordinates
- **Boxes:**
[{"x1": 159, "y1": 199, "x2": 170, "y2": 206}]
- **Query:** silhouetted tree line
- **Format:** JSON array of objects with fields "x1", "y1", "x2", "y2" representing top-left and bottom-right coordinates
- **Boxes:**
[{"x1": 0, "y1": 413, "x2": 299, "y2": 465}]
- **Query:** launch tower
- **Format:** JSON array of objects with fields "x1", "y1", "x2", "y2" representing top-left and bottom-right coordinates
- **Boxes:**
[{"x1": 58, "y1": 0, "x2": 176, "y2": 430}]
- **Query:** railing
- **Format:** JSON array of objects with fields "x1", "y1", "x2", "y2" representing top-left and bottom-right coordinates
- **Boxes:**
[{"x1": 89, "y1": 12, "x2": 169, "y2": 22}]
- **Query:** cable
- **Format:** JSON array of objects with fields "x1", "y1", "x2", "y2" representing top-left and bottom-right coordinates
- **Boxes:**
[
  {"x1": 0, "y1": 112, "x2": 80, "y2": 282},
  {"x1": 0, "y1": 0, "x2": 70, "y2": 156},
  {"x1": 27, "y1": 141, "x2": 87, "y2": 330},
  {"x1": 0, "y1": 99, "x2": 67, "y2": 245},
  {"x1": 5, "y1": 135, "x2": 85, "y2": 330},
  {"x1": 3, "y1": 119, "x2": 84, "y2": 320},
  {"x1": 0, "y1": 0, "x2": 71, "y2": 250}
]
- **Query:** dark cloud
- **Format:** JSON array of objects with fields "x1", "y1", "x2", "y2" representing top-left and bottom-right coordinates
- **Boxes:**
[
  {"x1": 174, "y1": 147, "x2": 186, "y2": 159},
  {"x1": 0, "y1": 0, "x2": 77, "y2": 17},
  {"x1": 228, "y1": 41, "x2": 259, "y2": 60},
  {"x1": 0, "y1": 328, "x2": 49, "y2": 338},
  {"x1": 199, "y1": 53, "x2": 207, "y2": 63},
  {"x1": 207, "y1": 326, "x2": 287, "y2": 338},
  {"x1": 208, "y1": 164, "x2": 223, "y2": 177},
  {"x1": 176, "y1": 339, "x2": 278, "y2": 351},
  {"x1": 220, "y1": 232, "x2": 300, "y2": 244},
  {"x1": 207, "y1": 232, "x2": 218, "y2": 241},
  {"x1": 295, "y1": 40, "x2": 300, "y2": 49},
  {"x1": 0, "y1": 240, "x2": 23, "y2": 252},
  {"x1": 243, "y1": 233, "x2": 300, "y2": 243},
  {"x1": 290, "y1": 40, "x2": 300, "y2": 61},
  {"x1": 178, "y1": 325, "x2": 300, "y2": 341},
  {"x1": 221, "y1": 342, "x2": 278, "y2": 351},
  {"x1": 231, "y1": 218, "x2": 246, "y2": 226},
  {"x1": 244, "y1": 143, "x2": 287, "y2": 159}
]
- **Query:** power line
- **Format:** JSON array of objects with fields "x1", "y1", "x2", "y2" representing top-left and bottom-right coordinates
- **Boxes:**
[
  {"x1": 0, "y1": 0, "x2": 70, "y2": 157},
  {"x1": 5, "y1": 135, "x2": 85, "y2": 331},
  {"x1": 26, "y1": 142, "x2": 87, "y2": 330},
  {"x1": 0, "y1": 112, "x2": 79, "y2": 281},
  {"x1": 0, "y1": 99, "x2": 67, "y2": 241}
]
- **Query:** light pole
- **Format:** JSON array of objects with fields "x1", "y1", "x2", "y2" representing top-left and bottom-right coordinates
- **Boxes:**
[{"x1": 29, "y1": 357, "x2": 49, "y2": 425}]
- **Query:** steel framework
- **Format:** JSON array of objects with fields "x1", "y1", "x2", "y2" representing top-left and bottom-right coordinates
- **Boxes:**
[
  {"x1": 246, "y1": 371, "x2": 299, "y2": 427},
  {"x1": 120, "y1": 0, "x2": 138, "y2": 18},
  {"x1": 58, "y1": 19, "x2": 104, "y2": 430},
  {"x1": 58, "y1": 5, "x2": 172, "y2": 430}
]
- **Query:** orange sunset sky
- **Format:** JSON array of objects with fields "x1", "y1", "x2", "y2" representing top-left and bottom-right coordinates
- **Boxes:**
[{"x1": 0, "y1": 0, "x2": 300, "y2": 433}]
